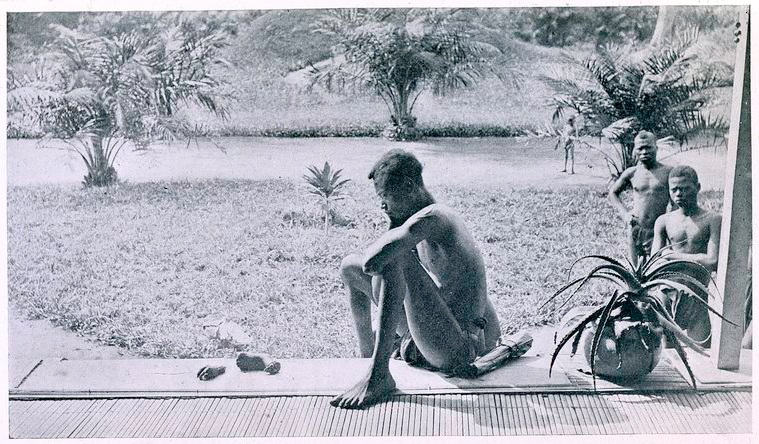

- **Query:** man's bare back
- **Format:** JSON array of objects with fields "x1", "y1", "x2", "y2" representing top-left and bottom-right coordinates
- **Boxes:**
[{"x1": 335, "y1": 150, "x2": 501, "y2": 409}]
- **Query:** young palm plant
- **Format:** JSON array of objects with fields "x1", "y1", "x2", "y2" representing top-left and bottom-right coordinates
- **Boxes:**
[
  {"x1": 8, "y1": 17, "x2": 230, "y2": 187},
  {"x1": 303, "y1": 162, "x2": 351, "y2": 231},
  {"x1": 542, "y1": 28, "x2": 732, "y2": 178},
  {"x1": 308, "y1": 9, "x2": 518, "y2": 141},
  {"x1": 542, "y1": 246, "x2": 737, "y2": 389}
]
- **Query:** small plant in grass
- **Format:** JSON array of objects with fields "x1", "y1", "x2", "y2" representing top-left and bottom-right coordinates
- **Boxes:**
[
  {"x1": 542, "y1": 246, "x2": 736, "y2": 389},
  {"x1": 303, "y1": 162, "x2": 351, "y2": 231}
]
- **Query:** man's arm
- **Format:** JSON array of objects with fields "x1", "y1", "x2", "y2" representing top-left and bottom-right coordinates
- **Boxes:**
[
  {"x1": 667, "y1": 214, "x2": 722, "y2": 272},
  {"x1": 651, "y1": 214, "x2": 669, "y2": 255},
  {"x1": 362, "y1": 205, "x2": 449, "y2": 275},
  {"x1": 608, "y1": 167, "x2": 637, "y2": 225}
]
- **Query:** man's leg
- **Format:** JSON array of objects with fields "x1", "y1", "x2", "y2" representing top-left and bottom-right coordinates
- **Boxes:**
[
  {"x1": 562, "y1": 149, "x2": 568, "y2": 172},
  {"x1": 340, "y1": 254, "x2": 376, "y2": 358},
  {"x1": 628, "y1": 225, "x2": 641, "y2": 267},
  {"x1": 331, "y1": 260, "x2": 409, "y2": 409},
  {"x1": 402, "y1": 252, "x2": 477, "y2": 371}
]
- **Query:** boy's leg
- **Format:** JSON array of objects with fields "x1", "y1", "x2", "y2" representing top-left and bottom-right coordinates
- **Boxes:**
[
  {"x1": 340, "y1": 254, "x2": 376, "y2": 358},
  {"x1": 569, "y1": 145, "x2": 575, "y2": 174}
]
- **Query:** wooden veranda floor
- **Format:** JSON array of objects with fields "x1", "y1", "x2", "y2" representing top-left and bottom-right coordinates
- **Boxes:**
[{"x1": 9, "y1": 390, "x2": 752, "y2": 438}]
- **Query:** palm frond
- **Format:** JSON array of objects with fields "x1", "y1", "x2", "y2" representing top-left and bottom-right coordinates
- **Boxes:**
[
  {"x1": 589, "y1": 289, "x2": 625, "y2": 390},
  {"x1": 549, "y1": 305, "x2": 606, "y2": 378}
]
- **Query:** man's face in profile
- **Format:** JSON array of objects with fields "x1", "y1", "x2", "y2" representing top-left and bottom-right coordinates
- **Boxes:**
[{"x1": 374, "y1": 179, "x2": 413, "y2": 228}]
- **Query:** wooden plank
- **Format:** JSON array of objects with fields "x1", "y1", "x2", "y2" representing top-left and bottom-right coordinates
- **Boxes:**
[
  {"x1": 714, "y1": 6, "x2": 751, "y2": 370},
  {"x1": 132, "y1": 398, "x2": 165, "y2": 438},
  {"x1": 205, "y1": 397, "x2": 233, "y2": 437},
  {"x1": 157, "y1": 397, "x2": 190, "y2": 438},
  {"x1": 255, "y1": 397, "x2": 283, "y2": 437},
  {"x1": 570, "y1": 395, "x2": 592, "y2": 435},
  {"x1": 592, "y1": 394, "x2": 616, "y2": 435},
  {"x1": 283, "y1": 396, "x2": 306, "y2": 437},
  {"x1": 193, "y1": 397, "x2": 223, "y2": 437},
  {"x1": 299, "y1": 396, "x2": 321, "y2": 437},
  {"x1": 56, "y1": 399, "x2": 99, "y2": 439},
  {"x1": 96, "y1": 397, "x2": 135, "y2": 438},
  {"x1": 218, "y1": 398, "x2": 245, "y2": 437},
  {"x1": 107, "y1": 397, "x2": 144, "y2": 438},
  {"x1": 10, "y1": 397, "x2": 50, "y2": 437},
  {"x1": 22, "y1": 400, "x2": 63, "y2": 438},
  {"x1": 147, "y1": 398, "x2": 181, "y2": 438},
  {"x1": 74, "y1": 399, "x2": 117, "y2": 438},
  {"x1": 32, "y1": 399, "x2": 71, "y2": 438},
  {"x1": 230, "y1": 397, "x2": 260, "y2": 437}
]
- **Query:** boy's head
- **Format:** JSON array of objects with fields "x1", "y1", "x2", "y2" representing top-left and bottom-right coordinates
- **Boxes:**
[
  {"x1": 368, "y1": 149, "x2": 426, "y2": 225},
  {"x1": 634, "y1": 131, "x2": 657, "y2": 164},
  {"x1": 669, "y1": 165, "x2": 701, "y2": 209}
]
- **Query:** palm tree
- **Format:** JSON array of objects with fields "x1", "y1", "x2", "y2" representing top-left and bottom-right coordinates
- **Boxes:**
[
  {"x1": 8, "y1": 16, "x2": 230, "y2": 186},
  {"x1": 542, "y1": 28, "x2": 732, "y2": 177},
  {"x1": 308, "y1": 9, "x2": 516, "y2": 141}
]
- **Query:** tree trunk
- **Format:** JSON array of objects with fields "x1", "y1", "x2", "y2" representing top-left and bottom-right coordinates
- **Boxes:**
[{"x1": 650, "y1": 6, "x2": 676, "y2": 48}]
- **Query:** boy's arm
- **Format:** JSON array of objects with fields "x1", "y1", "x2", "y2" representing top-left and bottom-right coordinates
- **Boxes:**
[
  {"x1": 651, "y1": 214, "x2": 668, "y2": 255},
  {"x1": 362, "y1": 205, "x2": 448, "y2": 275},
  {"x1": 608, "y1": 167, "x2": 636, "y2": 225},
  {"x1": 667, "y1": 214, "x2": 722, "y2": 272}
]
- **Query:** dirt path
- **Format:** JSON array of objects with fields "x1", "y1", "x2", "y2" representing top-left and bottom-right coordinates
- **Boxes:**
[{"x1": 6, "y1": 137, "x2": 729, "y2": 190}]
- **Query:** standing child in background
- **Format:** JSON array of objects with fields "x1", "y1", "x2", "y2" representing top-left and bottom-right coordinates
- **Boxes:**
[{"x1": 555, "y1": 115, "x2": 578, "y2": 174}]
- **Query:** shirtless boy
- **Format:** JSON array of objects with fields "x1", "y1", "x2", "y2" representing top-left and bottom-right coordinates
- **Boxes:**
[
  {"x1": 651, "y1": 165, "x2": 721, "y2": 345},
  {"x1": 555, "y1": 115, "x2": 578, "y2": 174},
  {"x1": 334, "y1": 149, "x2": 501, "y2": 409},
  {"x1": 609, "y1": 131, "x2": 673, "y2": 265}
]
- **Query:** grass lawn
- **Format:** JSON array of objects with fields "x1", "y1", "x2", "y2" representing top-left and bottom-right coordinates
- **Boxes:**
[{"x1": 7, "y1": 178, "x2": 724, "y2": 359}]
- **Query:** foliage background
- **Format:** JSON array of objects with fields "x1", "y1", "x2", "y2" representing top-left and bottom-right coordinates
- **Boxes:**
[{"x1": 7, "y1": 7, "x2": 740, "y2": 138}]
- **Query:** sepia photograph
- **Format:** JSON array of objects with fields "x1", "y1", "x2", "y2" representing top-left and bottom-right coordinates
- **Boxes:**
[{"x1": 3, "y1": 1, "x2": 753, "y2": 439}]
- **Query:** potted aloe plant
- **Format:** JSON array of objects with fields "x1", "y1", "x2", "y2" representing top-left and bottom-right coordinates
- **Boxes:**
[{"x1": 543, "y1": 247, "x2": 737, "y2": 388}]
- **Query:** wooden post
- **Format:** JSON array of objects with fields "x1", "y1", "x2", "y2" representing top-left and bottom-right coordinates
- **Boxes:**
[{"x1": 713, "y1": 8, "x2": 751, "y2": 370}]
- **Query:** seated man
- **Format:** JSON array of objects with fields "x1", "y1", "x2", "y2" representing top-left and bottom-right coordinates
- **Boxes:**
[
  {"x1": 651, "y1": 165, "x2": 722, "y2": 346},
  {"x1": 333, "y1": 149, "x2": 501, "y2": 409}
]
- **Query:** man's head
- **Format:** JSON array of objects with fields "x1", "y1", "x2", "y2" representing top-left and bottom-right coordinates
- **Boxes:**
[
  {"x1": 368, "y1": 149, "x2": 430, "y2": 226},
  {"x1": 634, "y1": 131, "x2": 658, "y2": 165},
  {"x1": 669, "y1": 165, "x2": 701, "y2": 210}
]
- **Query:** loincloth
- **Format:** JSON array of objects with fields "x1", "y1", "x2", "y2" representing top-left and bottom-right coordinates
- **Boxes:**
[
  {"x1": 396, "y1": 317, "x2": 487, "y2": 371},
  {"x1": 630, "y1": 225, "x2": 655, "y2": 257}
]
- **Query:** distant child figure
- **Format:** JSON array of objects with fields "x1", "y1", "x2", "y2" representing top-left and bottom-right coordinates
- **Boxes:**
[{"x1": 555, "y1": 115, "x2": 578, "y2": 174}]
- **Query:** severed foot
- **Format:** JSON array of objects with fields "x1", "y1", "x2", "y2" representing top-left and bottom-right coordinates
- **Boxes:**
[
  {"x1": 197, "y1": 365, "x2": 226, "y2": 381},
  {"x1": 330, "y1": 371, "x2": 397, "y2": 409},
  {"x1": 237, "y1": 353, "x2": 281, "y2": 375}
]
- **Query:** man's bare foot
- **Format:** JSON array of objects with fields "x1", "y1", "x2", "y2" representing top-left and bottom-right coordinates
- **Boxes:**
[{"x1": 330, "y1": 371, "x2": 397, "y2": 409}]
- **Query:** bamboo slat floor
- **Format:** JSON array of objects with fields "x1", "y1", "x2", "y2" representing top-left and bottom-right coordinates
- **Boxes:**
[{"x1": 9, "y1": 390, "x2": 752, "y2": 438}]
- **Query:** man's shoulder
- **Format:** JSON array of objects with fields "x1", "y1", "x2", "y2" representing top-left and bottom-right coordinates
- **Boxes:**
[{"x1": 409, "y1": 203, "x2": 456, "y2": 222}]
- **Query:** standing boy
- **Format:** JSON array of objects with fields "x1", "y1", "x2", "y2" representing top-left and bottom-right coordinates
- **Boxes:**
[{"x1": 609, "y1": 131, "x2": 673, "y2": 265}]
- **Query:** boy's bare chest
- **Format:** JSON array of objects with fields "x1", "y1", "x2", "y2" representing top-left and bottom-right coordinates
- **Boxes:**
[{"x1": 667, "y1": 216, "x2": 711, "y2": 251}]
